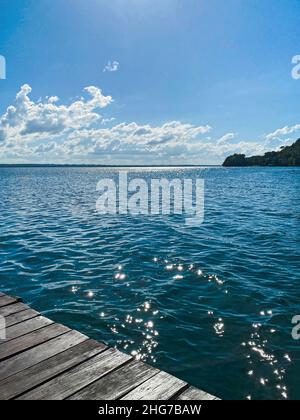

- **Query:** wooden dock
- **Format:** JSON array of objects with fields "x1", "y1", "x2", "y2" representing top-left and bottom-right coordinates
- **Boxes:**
[{"x1": 0, "y1": 292, "x2": 220, "y2": 400}]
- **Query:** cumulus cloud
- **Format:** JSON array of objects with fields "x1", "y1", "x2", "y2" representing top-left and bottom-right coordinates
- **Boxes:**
[
  {"x1": 265, "y1": 124, "x2": 300, "y2": 141},
  {"x1": 0, "y1": 84, "x2": 112, "y2": 142},
  {"x1": 103, "y1": 60, "x2": 120, "y2": 72},
  {"x1": 0, "y1": 84, "x2": 297, "y2": 164}
]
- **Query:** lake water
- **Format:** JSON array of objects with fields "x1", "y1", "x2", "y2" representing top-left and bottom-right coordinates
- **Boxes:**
[{"x1": 0, "y1": 166, "x2": 299, "y2": 400}]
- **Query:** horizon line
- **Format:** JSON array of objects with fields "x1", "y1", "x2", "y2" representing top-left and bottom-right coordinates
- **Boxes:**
[{"x1": 0, "y1": 163, "x2": 222, "y2": 168}]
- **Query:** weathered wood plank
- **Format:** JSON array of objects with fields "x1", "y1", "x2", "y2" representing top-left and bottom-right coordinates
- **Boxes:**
[
  {"x1": 0, "y1": 293, "x2": 220, "y2": 401},
  {"x1": 176, "y1": 386, "x2": 218, "y2": 400},
  {"x1": 0, "y1": 339, "x2": 106, "y2": 400},
  {"x1": 69, "y1": 360, "x2": 160, "y2": 400},
  {"x1": 0, "y1": 329, "x2": 87, "y2": 381},
  {"x1": 3, "y1": 309, "x2": 40, "y2": 328},
  {"x1": 0, "y1": 295, "x2": 18, "y2": 308},
  {"x1": 0, "y1": 323, "x2": 70, "y2": 361},
  {"x1": 18, "y1": 348, "x2": 132, "y2": 400},
  {"x1": 1, "y1": 316, "x2": 53, "y2": 343},
  {"x1": 0, "y1": 302, "x2": 30, "y2": 318},
  {"x1": 121, "y1": 371, "x2": 188, "y2": 400}
]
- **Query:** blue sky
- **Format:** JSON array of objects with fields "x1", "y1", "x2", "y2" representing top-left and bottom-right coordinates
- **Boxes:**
[{"x1": 0, "y1": 0, "x2": 300, "y2": 164}]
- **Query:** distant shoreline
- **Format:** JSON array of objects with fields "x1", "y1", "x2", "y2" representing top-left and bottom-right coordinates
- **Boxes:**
[
  {"x1": 223, "y1": 138, "x2": 300, "y2": 167},
  {"x1": 0, "y1": 164, "x2": 221, "y2": 168}
]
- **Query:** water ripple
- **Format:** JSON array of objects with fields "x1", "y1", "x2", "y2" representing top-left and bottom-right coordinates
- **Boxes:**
[{"x1": 0, "y1": 166, "x2": 299, "y2": 400}]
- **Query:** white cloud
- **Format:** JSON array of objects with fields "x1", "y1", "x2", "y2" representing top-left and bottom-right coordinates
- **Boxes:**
[
  {"x1": 0, "y1": 84, "x2": 297, "y2": 164},
  {"x1": 0, "y1": 84, "x2": 112, "y2": 142},
  {"x1": 263, "y1": 124, "x2": 300, "y2": 151},
  {"x1": 103, "y1": 60, "x2": 120, "y2": 72},
  {"x1": 216, "y1": 132, "x2": 237, "y2": 145},
  {"x1": 265, "y1": 124, "x2": 300, "y2": 141},
  {"x1": 48, "y1": 96, "x2": 59, "y2": 104}
]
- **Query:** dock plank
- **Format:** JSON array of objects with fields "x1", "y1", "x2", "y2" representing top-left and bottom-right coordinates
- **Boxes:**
[
  {"x1": 0, "y1": 323, "x2": 70, "y2": 361},
  {"x1": 0, "y1": 329, "x2": 87, "y2": 381},
  {"x1": 0, "y1": 295, "x2": 19, "y2": 308},
  {"x1": 1, "y1": 316, "x2": 53, "y2": 342},
  {"x1": 176, "y1": 386, "x2": 219, "y2": 400},
  {"x1": 17, "y1": 348, "x2": 132, "y2": 400},
  {"x1": 121, "y1": 371, "x2": 187, "y2": 400},
  {"x1": 0, "y1": 293, "x2": 220, "y2": 400},
  {"x1": 0, "y1": 339, "x2": 106, "y2": 400},
  {"x1": 3, "y1": 309, "x2": 40, "y2": 328},
  {"x1": 69, "y1": 360, "x2": 159, "y2": 400},
  {"x1": 0, "y1": 302, "x2": 30, "y2": 318}
]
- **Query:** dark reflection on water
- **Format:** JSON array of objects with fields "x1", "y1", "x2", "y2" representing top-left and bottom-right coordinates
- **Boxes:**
[{"x1": 0, "y1": 166, "x2": 299, "y2": 400}]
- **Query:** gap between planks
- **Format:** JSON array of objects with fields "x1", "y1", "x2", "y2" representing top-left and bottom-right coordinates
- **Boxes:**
[{"x1": 0, "y1": 293, "x2": 220, "y2": 401}]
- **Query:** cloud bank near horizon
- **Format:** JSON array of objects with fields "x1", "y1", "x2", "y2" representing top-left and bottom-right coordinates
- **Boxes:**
[{"x1": 0, "y1": 85, "x2": 297, "y2": 164}]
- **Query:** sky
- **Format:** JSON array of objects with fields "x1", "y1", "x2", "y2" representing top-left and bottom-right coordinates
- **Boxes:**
[{"x1": 0, "y1": 0, "x2": 300, "y2": 164}]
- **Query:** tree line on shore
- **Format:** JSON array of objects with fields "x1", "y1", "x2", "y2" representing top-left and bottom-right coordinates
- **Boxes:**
[{"x1": 223, "y1": 138, "x2": 300, "y2": 166}]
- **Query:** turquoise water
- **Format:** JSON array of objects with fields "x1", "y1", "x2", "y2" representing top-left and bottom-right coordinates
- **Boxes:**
[{"x1": 0, "y1": 166, "x2": 299, "y2": 400}]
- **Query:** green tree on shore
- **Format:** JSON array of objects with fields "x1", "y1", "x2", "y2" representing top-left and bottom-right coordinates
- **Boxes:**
[{"x1": 223, "y1": 139, "x2": 300, "y2": 167}]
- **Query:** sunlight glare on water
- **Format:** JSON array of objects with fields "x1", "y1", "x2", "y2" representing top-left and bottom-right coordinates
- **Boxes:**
[{"x1": 0, "y1": 166, "x2": 299, "y2": 400}]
